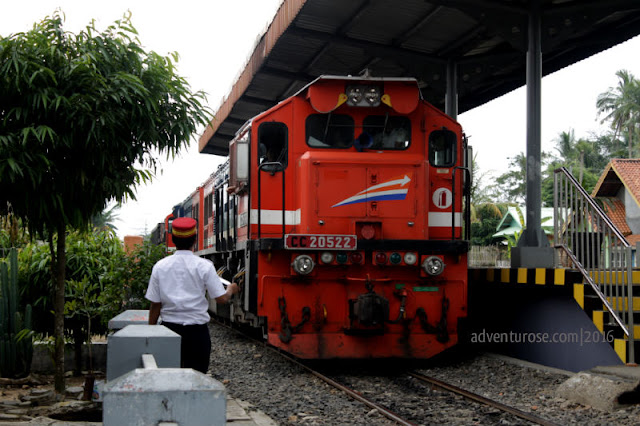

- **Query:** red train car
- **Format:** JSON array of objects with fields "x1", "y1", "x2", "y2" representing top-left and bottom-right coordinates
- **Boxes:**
[
  {"x1": 163, "y1": 75, "x2": 471, "y2": 359},
  {"x1": 165, "y1": 213, "x2": 176, "y2": 253},
  {"x1": 201, "y1": 173, "x2": 216, "y2": 253}
]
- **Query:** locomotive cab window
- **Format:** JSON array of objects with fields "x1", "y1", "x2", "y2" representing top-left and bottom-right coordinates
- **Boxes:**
[
  {"x1": 429, "y1": 129, "x2": 457, "y2": 167},
  {"x1": 258, "y1": 122, "x2": 288, "y2": 171},
  {"x1": 306, "y1": 114, "x2": 354, "y2": 148},
  {"x1": 363, "y1": 115, "x2": 411, "y2": 150}
]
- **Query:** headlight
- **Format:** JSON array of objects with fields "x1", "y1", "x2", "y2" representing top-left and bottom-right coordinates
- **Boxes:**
[
  {"x1": 292, "y1": 255, "x2": 315, "y2": 275},
  {"x1": 346, "y1": 85, "x2": 381, "y2": 107},
  {"x1": 347, "y1": 86, "x2": 363, "y2": 105},
  {"x1": 422, "y1": 256, "x2": 445, "y2": 276},
  {"x1": 365, "y1": 86, "x2": 381, "y2": 105}
]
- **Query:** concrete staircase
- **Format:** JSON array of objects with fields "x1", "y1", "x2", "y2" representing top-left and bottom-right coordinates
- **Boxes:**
[{"x1": 573, "y1": 272, "x2": 640, "y2": 364}]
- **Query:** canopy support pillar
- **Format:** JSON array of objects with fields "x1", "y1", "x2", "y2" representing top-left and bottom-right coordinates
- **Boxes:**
[{"x1": 511, "y1": 1, "x2": 555, "y2": 268}]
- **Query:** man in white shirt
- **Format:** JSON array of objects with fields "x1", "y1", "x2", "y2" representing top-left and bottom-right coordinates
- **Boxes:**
[{"x1": 145, "y1": 217, "x2": 238, "y2": 373}]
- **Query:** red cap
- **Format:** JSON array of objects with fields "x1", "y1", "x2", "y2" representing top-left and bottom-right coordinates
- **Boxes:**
[{"x1": 172, "y1": 217, "x2": 197, "y2": 238}]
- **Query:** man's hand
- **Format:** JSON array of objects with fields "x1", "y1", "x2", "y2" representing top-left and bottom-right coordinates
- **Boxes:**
[{"x1": 215, "y1": 282, "x2": 240, "y2": 304}]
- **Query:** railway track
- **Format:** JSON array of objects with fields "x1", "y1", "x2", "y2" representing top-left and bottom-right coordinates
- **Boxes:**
[
  {"x1": 284, "y1": 349, "x2": 565, "y2": 426},
  {"x1": 277, "y1": 350, "x2": 416, "y2": 426},
  {"x1": 211, "y1": 319, "x2": 563, "y2": 425},
  {"x1": 408, "y1": 371, "x2": 562, "y2": 426}
]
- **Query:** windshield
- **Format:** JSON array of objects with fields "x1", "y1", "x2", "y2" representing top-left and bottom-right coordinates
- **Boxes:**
[
  {"x1": 306, "y1": 114, "x2": 354, "y2": 148},
  {"x1": 363, "y1": 115, "x2": 411, "y2": 150}
]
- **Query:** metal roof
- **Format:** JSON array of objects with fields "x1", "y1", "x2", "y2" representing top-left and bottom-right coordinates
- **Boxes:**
[{"x1": 199, "y1": 0, "x2": 640, "y2": 155}]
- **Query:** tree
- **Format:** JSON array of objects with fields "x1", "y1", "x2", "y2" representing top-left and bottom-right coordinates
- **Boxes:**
[
  {"x1": 493, "y1": 151, "x2": 553, "y2": 205},
  {"x1": 470, "y1": 202, "x2": 506, "y2": 246},
  {"x1": 596, "y1": 70, "x2": 640, "y2": 158},
  {"x1": 91, "y1": 204, "x2": 120, "y2": 232},
  {"x1": 98, "y1": 238, "x2": 167, "y2": 325},
  {"x1": 593, "y1": 131, "x2": 627, "y2": 160},
  {"x1": 0, "y1": 12, "x2": 211, "y2": 391},
  {"x1": 469, "y1": 153, "x2": 493, "y2": 205},
  {"x1": 553, "y1": 129, "x2": 585, "y2": 182},
  {"x1": 544, "y1": 129, "x2": 606, "y2": 201},
  {"x1": 493, "y1": 153, "x2": 528, "y2": 203}
]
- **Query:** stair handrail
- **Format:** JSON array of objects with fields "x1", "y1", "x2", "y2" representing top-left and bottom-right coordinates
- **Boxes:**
[
  {"x1": 555, "y1": 243, "x2": 628, "y2": 334},
  {"x1": 553, "y1": 167, "x2": 630, "y2": 338},
  {"x1": 554, "y1": 167, "x2": 628, "y2": 245}
]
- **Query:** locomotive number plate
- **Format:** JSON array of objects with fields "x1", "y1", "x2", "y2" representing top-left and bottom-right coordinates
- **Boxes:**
[{"x1": 285, "y1": 234, "x2": 357, "y2": 250}]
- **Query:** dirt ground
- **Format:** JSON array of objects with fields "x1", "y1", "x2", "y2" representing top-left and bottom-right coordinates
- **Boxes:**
[
  {"x1": 1, "y1": 374, "x2": 85, "y2": 401},
  {"x1": 0, "y1": 374, "x2": 103, "y2": 423}
]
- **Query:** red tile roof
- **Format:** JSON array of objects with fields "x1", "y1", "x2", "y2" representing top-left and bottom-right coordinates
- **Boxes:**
[
  {"x1": 591, "y1": 159, "x2": 640, "y2": 241},
  {"x1": 593, "y1": 159, "x2": 640, "y2": 204},
  {"x1": 625, "y1": 234, "x2": 640, "y2": 246},
  {"x1": 611, "y1": 159, "x2": 640, "y2": 207},
  {"x1": 600, "y1": 197, "x2": 632, "y2": 235}
]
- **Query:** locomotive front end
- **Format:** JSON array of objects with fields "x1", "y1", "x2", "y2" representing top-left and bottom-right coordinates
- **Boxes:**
[{"x1": 241, "y1": 75, "x2": 470, "y2": 359}]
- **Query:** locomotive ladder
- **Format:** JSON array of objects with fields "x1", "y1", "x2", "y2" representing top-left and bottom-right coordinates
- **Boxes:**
[{"x1": 554, "y1": 167, "x2": 636, "y2": 363}]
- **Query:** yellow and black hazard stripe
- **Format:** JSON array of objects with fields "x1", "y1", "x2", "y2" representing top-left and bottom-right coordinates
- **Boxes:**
[{"x1": 472, "y1": 268, "x2": 583, "y2": 287}]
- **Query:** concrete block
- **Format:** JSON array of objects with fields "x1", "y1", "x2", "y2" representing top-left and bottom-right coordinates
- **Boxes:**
[
  {"x1": 108, "y1": 310, "x2": 150, "y2": 331},
  {"x1": 556, "y1": 371, "x2": 638, "y2": 411},
  {"x1": 103, "y1": 368, "x2": 226, "y2": 426},
  {"x1": 106, "y1": 325, "x2": 180, "y2": 382}
]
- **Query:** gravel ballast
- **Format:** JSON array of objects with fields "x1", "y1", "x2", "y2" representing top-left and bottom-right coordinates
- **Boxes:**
[{"x1": 207, "y1": 322, "x2": 640, "y2": 425}]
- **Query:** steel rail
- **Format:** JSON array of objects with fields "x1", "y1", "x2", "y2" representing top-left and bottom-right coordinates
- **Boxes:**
[
  {"x1": 212, "y1": 319, "x2": 562, "y2": 425},
  {"x1": 408, "y1": 371, "x2": 562, "y2": 426},
  {"x1": 278, "y1": 351, "x2": 417, "y2": 426},
  {"x1": 211, "y1": 319, "x2": 416, "y2": 426}
]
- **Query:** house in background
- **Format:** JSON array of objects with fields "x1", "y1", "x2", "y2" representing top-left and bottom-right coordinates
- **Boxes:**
[
  {"x1": 591, "y1": 159, "x2": 640, "y2": 247},
  {"x1": 492, "y1": 206, "x2": 554, "y2": 243}
]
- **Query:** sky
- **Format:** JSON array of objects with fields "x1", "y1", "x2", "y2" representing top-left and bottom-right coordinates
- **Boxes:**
[{"x1": 2, "y1": 1, "x2": 640, "y2": 238}]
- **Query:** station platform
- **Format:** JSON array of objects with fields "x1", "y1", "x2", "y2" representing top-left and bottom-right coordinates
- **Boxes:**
[{"x1": 468, "y1": 266, "x2": 637, "y2": 372}]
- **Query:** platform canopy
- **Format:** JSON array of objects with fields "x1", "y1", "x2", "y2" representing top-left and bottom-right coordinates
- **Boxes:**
[{"x1": 199, "y1": 0, "x2": 640, "y2": 155}]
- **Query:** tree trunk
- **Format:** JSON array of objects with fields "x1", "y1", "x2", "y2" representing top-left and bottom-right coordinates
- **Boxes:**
[
  {"x1": 72, "y1": 320, "x2": 83, "y2": 376},
  {"x1": 578, "y1": 151, "x2": 584, "y2": 185},
  {"x1": 628, "y1": 125, "x2": 633, "y2": 158},
  {"x1": 53, "y1": 224, "x2": 66, "y2": 394}
]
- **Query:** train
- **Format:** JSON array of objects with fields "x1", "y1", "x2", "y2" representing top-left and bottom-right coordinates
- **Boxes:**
[{"x1": 150, "y1": 74, "x2": 472, "y2": 359}]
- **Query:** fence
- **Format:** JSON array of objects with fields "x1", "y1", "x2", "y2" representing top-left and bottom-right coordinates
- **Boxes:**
[{"x1": 468, "y1": 245, "x2": 510, "y2": 268}]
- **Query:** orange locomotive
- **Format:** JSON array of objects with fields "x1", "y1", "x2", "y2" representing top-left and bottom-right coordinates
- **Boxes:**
[{"x1": 165, "y1": 75, "x2": 471, "y2": 359}]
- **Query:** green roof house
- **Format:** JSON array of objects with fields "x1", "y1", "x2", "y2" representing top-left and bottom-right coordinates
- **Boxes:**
[{"x1": 492, "y1": 206, "x2": 554, "y2": 242}]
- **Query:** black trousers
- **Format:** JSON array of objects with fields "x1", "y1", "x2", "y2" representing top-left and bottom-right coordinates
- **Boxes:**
[{"x1": 161, "y1": 322, "x2": 211, "y2": 374}]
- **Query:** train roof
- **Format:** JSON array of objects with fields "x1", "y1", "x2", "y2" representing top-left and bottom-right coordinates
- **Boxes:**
[{"x1": 199, "y1": 0, "x2": 640, "y2": 156}]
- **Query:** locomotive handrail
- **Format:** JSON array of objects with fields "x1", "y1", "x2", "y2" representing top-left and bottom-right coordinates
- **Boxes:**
[
  {"x1": 257, "y1": 161, "x2": 286, "y2": 241},
  {"x1": 452, "y1": 166, "x2": 471, "y2": 241},
  {"x1": 344, "y1": 276, "x2": 392, "y2": 283}
]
